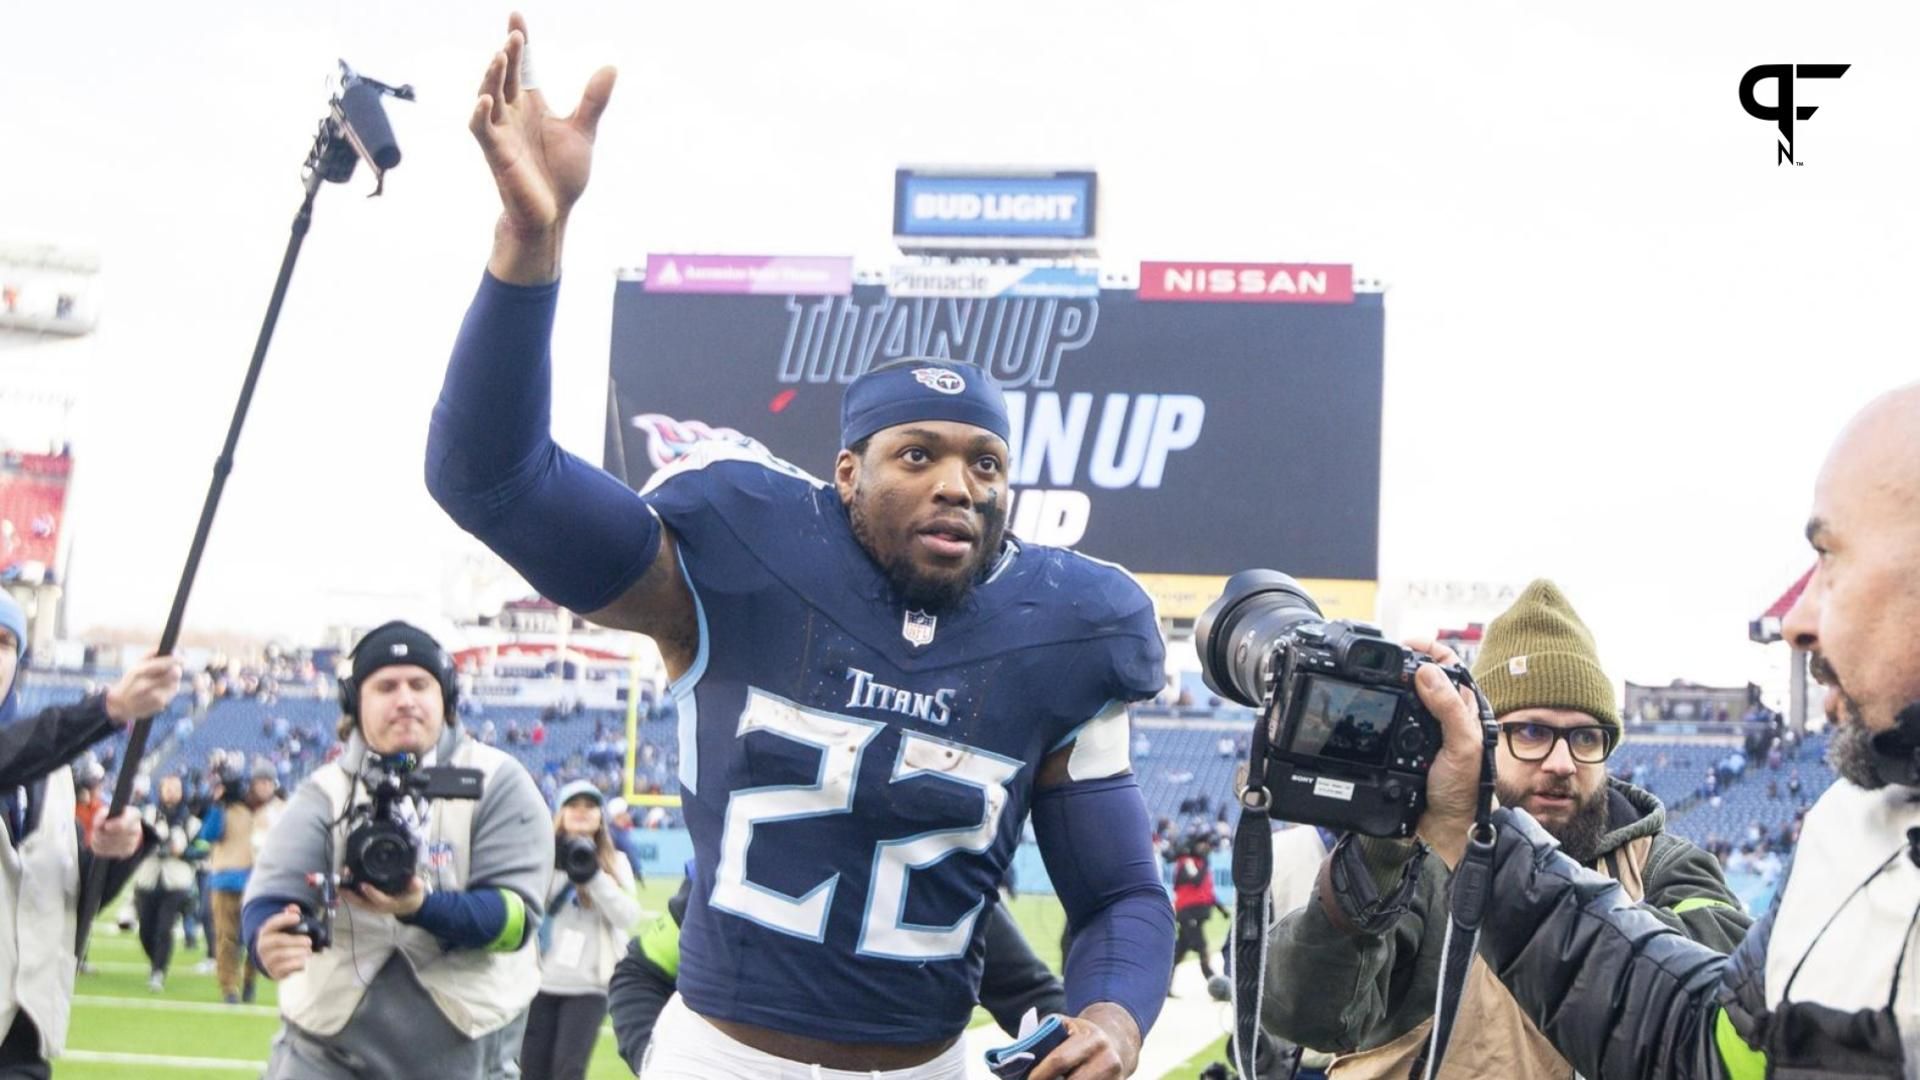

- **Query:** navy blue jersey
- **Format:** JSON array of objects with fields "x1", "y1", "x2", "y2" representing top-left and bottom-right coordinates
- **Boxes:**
[{"x1": 640, "y1": 441, "x2": 1164, "y2": 1043}]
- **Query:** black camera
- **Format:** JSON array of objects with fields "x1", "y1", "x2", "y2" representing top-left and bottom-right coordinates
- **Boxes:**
[
  {"x1": 342, "y1": 753, "x2": 483, "y2": 895},
  {"x1": 556, "y1": 835, "x2": 598, "y2": 884},
  {"x1": 1196, "y1": 570, "x2": 1467, "y2": 838},
  {"x1": 289, "y1": 909, "x2": 333, "y2": 950}
]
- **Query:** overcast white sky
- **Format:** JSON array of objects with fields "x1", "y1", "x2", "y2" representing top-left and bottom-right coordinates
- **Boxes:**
[{"x1": 1, "y1": 1, "x2": 1913, "y2": 701}]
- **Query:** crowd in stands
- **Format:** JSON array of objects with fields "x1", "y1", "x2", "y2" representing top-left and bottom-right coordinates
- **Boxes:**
[
  {"x1": 1131, "y1": 698, "x2": 1836, "y2": 880},
  {"x1": 18, "y1": 652, "x2": 1842, "y2": 891},
  {"x1": 18, "y1": 654, "x2": 689, "y2": 884}
]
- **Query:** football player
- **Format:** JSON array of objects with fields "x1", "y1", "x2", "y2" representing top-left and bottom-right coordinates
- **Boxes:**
[{"x1": 428, "y1": 16, "x2": 1175, "y2": 1079}]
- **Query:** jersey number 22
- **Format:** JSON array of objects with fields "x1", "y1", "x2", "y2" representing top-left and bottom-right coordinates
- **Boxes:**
[{"x1": 710, "y1": 688, "x2": 1021, "y2": 962}]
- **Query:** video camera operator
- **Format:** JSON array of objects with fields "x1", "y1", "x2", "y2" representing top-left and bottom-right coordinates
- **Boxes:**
[
  {"x1": 1399, "y1": 383, "x2": 1920, "y2": 1079},
  {"x1": 241, "y1": 621, "x2": 551, "y2": 1080},
  {"x1": 0, "y1": 591, "x2": 183, "y2": 1077}
]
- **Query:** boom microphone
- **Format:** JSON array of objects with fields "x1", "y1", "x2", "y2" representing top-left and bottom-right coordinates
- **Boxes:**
[
  {"x1": 338, "y1": 78, "x2": 402, "y2": 171},
  {"x1": 314, "y1": 61, "x2": 414, "y2": 193}
]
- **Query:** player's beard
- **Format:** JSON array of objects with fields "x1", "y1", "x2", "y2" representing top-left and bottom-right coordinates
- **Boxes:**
[
  {"x1": 1815, "y1": 654, "x2": 1887, "y2": 789},
  {"x1": 849, "y1": 487, "x2": 1009, "y2": 613},
  {"x1": 1497, "y1": 775, "x2": 1612, "y2": 864}
]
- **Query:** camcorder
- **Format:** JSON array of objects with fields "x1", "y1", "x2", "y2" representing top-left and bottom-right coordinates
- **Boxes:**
[
  {"x1": 292, "y1": 752, "x2": 482, "y2": 951},
  {"x1": 343, "y1": 752, "x2": 483, "y2": 894},
  {"x1": 1195, "y1": 570, "x2": 1470, "y2": 838}
]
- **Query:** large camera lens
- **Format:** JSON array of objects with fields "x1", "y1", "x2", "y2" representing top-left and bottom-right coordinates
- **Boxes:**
[
  {"x1": 347, "y1": 822, "x2": 418, "y2": 895},
  {"x1": 557, "y1": 835, "x2": 599, "y2": 880},
  {"x1": 1194, "y1": 570, "x2": 1325, "y2": 707}
]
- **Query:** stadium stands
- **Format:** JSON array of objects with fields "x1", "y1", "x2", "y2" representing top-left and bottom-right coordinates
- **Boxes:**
[{"x1": 11, "y1": 663, "x2": 1838, "y2": 877}]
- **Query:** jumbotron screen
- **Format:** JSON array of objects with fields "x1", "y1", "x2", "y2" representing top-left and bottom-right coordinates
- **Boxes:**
[{"x1": 606, "y1": 267, "x2": 1384, "y2": 617}]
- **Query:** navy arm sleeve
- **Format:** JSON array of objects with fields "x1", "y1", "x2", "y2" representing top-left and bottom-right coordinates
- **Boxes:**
[
  {"x1": 396, "y1": 888, "x2": 514, "y2": 950},
  {"x1": 425, "y1": 273, "x2": 660, "y2": 613},
  {"x1": 1031, "y1": 774, "x2": 1176, "y2": 1038}
]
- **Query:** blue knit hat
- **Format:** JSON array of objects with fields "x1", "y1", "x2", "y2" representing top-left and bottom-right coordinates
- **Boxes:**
[
  {"x1": 840, "y1": 358, "x2": 1010, "y2": 450},
  {"x1": 0, "y1": 591, "x2": 20, "y2": 724},
  {"x1": 0, "y1": 592, "x2": 24, "y2": 658}
]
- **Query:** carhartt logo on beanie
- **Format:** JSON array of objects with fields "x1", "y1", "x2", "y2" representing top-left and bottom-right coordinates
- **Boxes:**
[{"x1": 1471, "y1": 579, "x2": 1619, "y2": 731}]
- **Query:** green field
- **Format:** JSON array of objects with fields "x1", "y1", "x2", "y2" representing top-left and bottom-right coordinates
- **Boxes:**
[{"x1": 64, "y1": 881, "x2": 1229, "y2": 1078}]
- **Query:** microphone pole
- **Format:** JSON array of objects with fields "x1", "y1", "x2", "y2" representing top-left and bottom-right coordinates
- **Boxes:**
[{"x1": 74, "y1": 62, "x2": 412, "y2": 962}]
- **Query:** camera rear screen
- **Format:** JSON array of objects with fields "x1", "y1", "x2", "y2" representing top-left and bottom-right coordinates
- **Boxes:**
[{"x1": 1289, "y1": 676, "x2": 1401, "y2": 767}]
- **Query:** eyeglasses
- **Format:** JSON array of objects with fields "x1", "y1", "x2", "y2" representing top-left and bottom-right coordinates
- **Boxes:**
[{"x1": 1499, "y1": 721, "x2": 1617, "y2": 764}]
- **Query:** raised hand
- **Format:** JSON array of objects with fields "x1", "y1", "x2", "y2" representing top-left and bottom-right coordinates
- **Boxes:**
[
  {"x1": 105, "y1": 655, "x2": 184, "y2": 727},
  {"x1": 469, "y1": 12, "x2": 616, "y2": 283}
]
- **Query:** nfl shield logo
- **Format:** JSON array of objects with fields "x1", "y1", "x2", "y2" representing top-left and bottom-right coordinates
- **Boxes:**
[{"x1": 902, "y1": 609, "x2": 937, "y2": 648}]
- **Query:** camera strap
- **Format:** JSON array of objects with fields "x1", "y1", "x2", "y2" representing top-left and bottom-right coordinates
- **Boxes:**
[
  {"x1": 1419, "y1": 682, "x2": 1500, "y2": 1080},
  {"x1": 1230, "y1": 672, "x2": 1497, "y2": 1080},
  {"x1": 1230, "y1": 702, "x2": 1277, "y2": 1079}
]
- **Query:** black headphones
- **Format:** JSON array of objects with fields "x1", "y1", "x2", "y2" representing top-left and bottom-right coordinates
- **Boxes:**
[{"x1": 337, "y1": 620, "x2": 459, "y2": 723}]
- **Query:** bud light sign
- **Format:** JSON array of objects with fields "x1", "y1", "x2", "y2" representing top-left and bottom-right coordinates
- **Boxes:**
[{"x1": 894, "y1": 170, "x2": 1097, "y2": 245}]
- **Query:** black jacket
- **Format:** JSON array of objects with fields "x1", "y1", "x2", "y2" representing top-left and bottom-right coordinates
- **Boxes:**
[
  {"x1": 1263, "y1": 778, "x2": 1749, "y2": 1068},
  {"x1": 0, "y1": 692, "x2": 153, "y2": 903},
  {"x1": 608, "y1": 878, "x2": 1067, "y2": 1071},
  {"x1": 1478, "y1": 804, "x2": 1908, "y2": 1080}
]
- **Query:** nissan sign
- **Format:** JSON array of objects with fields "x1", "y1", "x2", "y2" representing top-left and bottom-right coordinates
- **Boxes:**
[{"x1": 1138, "y1": 261, "x2": 1355, "y2": 304}]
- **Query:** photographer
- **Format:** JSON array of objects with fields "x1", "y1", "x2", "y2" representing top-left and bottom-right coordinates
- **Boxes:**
[
  {"x1": 0, "y1": 592, "x2": 182, "y2": 1077},
  {"x1": 519, "y1": 781, "x2": 637, "y2": 1080},
  {"x1": 241, "y1": 621, "x2": 550, "y2": 1080},
  {"x1": 132, "y1": 774, "x2": 202, "y2": 992},
  {"x1": 1407, "y1": 384, "x2": 1920, "y2": 1079},
  {"x1": 249, "y1": 761, "x2": 286, "y2": 860},
  {"x1": 1259, "y1": 581, "x2": 1749, "y2": 1078},
  {"x1": 1171, "y1": 835, "x2": 1228, "y2": 984},
  {"x1": 184, "y1": 750, "x2": 227, "y2": 970},
  {"x1": 198, "y1": 757, "x2": 274, "y2": 1004}
]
